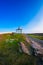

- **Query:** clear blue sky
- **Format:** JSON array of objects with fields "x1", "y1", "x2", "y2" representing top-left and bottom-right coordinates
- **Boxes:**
[{"x1": 0, "y1": 0, "x2": 43, "y2": 33}]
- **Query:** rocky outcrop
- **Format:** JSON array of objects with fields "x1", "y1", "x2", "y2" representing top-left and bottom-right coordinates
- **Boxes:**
[{"x1": 19, "y1": 42, "x2": 30, "y2": 55}]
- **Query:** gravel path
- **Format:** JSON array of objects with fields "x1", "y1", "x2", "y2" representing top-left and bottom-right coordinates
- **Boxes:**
[{"x1": 25, "y1": 35, "x2": 43, "y2": 55}]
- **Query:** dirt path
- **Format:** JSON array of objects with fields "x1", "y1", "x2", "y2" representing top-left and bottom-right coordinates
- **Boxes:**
[{"x1": 25, "y1": 34, "x2": 43, "y2": 55}]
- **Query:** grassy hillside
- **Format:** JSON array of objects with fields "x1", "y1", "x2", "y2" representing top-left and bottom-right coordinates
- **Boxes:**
[
  {"x1": 28, "y1": 34, "x2": 43, "y2": 40},
  {"x1": 0, "y1": 33, "x2": 37, "y2": 65}
]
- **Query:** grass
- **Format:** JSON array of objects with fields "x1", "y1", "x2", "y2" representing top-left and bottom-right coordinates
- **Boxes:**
[
  {"x1": 28, "y1": 34, "x2": 43, "y2": 40},
  {"x1": 0, "y1": 40, "x2": 36, "y2": 65},
  {"x1": 0, "y1": 33, "x2": 38, "y2": 65}
]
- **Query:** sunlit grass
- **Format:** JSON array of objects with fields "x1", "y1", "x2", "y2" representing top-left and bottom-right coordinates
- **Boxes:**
[
  {"x1": 0, "y1": 33, "x2": 37, "y2": 65},
  {"x1": 0, "y1": 40, "x2": 36, "y2": 65},
  {"x1": 28, "y1": 34, "x2": 43, "y2": 40}
]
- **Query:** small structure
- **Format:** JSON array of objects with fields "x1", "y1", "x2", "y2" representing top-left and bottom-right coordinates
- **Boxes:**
[{"x1": 16, "y1": 27, "x2": 22, "y2": 33}]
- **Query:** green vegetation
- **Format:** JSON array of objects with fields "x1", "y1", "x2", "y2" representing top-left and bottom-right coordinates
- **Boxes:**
[
  {"x1": 28, "y1": 34, "x2": 43, "y2": 40},
  {"x1": 0, "y1": 33, "x2": 26, "y2": 42},
  {"x1": 0, "y1": 33, "x2": 37, "y2": 65}
]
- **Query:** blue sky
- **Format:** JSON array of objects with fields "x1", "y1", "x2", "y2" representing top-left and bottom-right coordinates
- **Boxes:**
[{"x1": 0, "y1": 0, "x2": 43, "y2": 33}]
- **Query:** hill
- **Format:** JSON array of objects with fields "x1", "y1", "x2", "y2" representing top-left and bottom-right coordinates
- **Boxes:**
[
  {"x1": 28, "y1": 33, "x2": 43, "y2": 40},
  {"x1": 0, "y1": 33, "x2": 39, "y2": 65}
]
